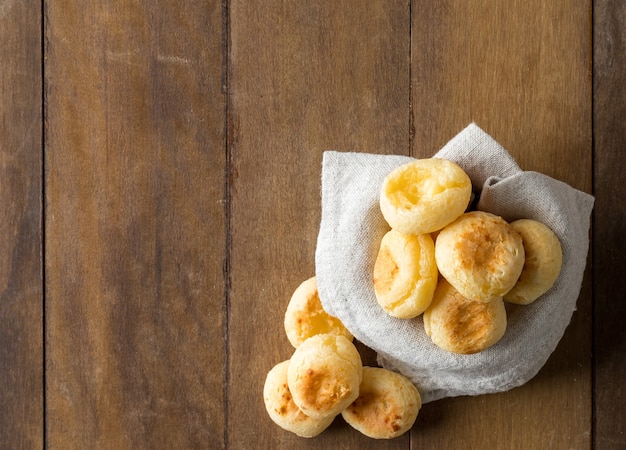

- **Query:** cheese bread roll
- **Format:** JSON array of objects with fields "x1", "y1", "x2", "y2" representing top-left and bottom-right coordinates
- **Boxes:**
[
  {"x1": 342, "y1": 367, "x2": 421, "y2": 439},
  {"x1": 423, "y1": 279, "x2": 507, "y2": 354},
  {"x1": 263, "y1": 360, "x2": 335, "y2": 437},
  {"x1": 288, "y1": 334, "x2": 362, "y2": 419},
  {"x1": 435, "y1": 211, "x2": 525, "y2": 302},
  {"x1": 379, "y1": 158, "x2": 472, "y2": 235},
  {"x1": 373, "y1": 230, "x2": 438, "y2": 318},
  {"x1": 284, "y1": 277, "x2": 352, "y2": 348},
  {"x1": 504, "y1": 219, "x2": 563, "y2": 305}
]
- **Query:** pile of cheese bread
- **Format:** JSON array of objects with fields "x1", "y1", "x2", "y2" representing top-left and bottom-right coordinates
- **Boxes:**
[
  {"x1": 263, "y1": 157, "x2": 562, "y2": 439},
  {"x1": 374, "y1": 158, "x2": 562, "y2": 354},
  {"x1": 263, "y1": 276, "x2": 421, "y2": 439}
]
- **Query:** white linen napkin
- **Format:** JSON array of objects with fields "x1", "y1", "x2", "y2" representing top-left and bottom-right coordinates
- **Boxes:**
[{"x1": 315, "y1": 123, "x2": 594, "y2": 403}]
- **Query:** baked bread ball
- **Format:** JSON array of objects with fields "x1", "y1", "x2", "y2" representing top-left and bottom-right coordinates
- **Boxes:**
[
  {"x1": 423, "y1": 279, "x2": 507, "y2": 354},
  {"x1": 435, "y1": 211, "x2": 525, "y2": 302},
  {"x1": 288, "y1": 334, "x2": 363, "y2": 419},
  {"x1": 504, "y1": 219, "x2": 563, "y2": 305},
  {"x1": 342, "y1": 367, "x2": 421, "y2": 439},
  {"x1": 284, "y1": 277, "x2": 352, "y2": 348},
  {"x1": 379, "y1": 158, "x2": 472, "y2": 235},
  {"x1": 373, "y1": 230, "x2": 438, "y2": 319},
  {"x1": 263, "y1": 360, "x2": 336, "y2": 437}
]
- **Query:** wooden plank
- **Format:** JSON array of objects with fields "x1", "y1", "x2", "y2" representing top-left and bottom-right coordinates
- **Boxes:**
[
  {"x1": 411, "y1": 1, "x2": 592, "y2": 449},
  {"x1": 0, "y1": 1, "x2": 44, "y2": 448},
  {"x1": 44, "y1": 1, "x2": 226, "y2": 448},
  {"x1": 227, "y1": 1, "x2": 411, "y2": 447},
  {"x1": 593, "y1": 2, "x2": 626, "y2": 449}
]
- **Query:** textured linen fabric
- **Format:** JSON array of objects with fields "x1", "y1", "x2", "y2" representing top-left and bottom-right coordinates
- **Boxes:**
[{"x1": 315, "y1": 123, "x2": 594, "y2": 403}]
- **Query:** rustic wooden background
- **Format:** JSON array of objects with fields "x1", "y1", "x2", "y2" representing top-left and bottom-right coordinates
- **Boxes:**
[{"x1": 1, "y1": 0, "x2": 624, "y2": 448}]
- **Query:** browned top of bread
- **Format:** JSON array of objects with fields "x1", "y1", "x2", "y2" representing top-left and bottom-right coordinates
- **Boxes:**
[
  {"x1": 435, "y1": 211, "x2": 525, "y2": 302},
  {"x1": 342, "y1": 367, "x2": 421, "y2": 439},
  {"x1": 288, "y1": 334, "x2": 363, "y2": 419},
  {"x1": 263, "y1": 360, "x2": 335, "y2": 437},
  {"x1": 284, "y1": 276, "x2": 352, "y2": 347},
  {"x1": 423, "y1": 279, "x2": 507, "y2": 354}
]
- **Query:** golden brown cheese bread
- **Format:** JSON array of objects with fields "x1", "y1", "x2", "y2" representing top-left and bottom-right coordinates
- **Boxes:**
[
  {"x1": 263, "y1": 360, "x2": 336, "y2": 437},
  {"x1": 287, "y1": 334, "x2": 363, "y2": 419},
  {"x1": 284, "y1": 276, "x2": 352, "y2": 348},
  {"x1": 504, "y1": 219, "x2": 563, "y2": 305},
  {"x1": 379, "y1": 158, "x2": 472, "y2": 235},
  {"x1": 435, "y1": 211, "x2": 525, "y2": 302},
  {"x1": 373, "y1": 230, "x2": 438, "y2": 319},
  {"x1": 423, "y1": 279, "x2": 507, "y2": 354},
  {"x1": 342, "y1": 367, "x2": 421, "y2": 439}
]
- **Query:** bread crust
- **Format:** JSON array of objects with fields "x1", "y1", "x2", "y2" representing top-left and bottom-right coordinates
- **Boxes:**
[
  {"x1": 435, "y1": 211, "x2": 525, "y2": 302},
  {"x1": 284, "y1": 277, "x2": 352, "y2": 347},
  {"x1": 504, "y1": 219, "x2": 563, "y2": 305},
  {"x1": 373, "y1": 230, "x2": 438, "y2": 318},
  {"x1": 379, "y1": 158, "x2": 472, "y2": 235},
  {"x1": 287, "y1": 334, "x2": 363, "y2": 419},
  {"x1": 423, "y1": 279, "x2": 507, "y2": 354},
  {"x1": 342, "y1": 367, "x2": 421, "y2": 439},
  {"x1": 263, "y1": 360, "x2": 336, "y2": 437}
]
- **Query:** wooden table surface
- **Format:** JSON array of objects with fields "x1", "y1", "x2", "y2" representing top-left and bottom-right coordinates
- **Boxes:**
[{"x1": 1, "y1": 1, "x2": 624, "y2": 449}]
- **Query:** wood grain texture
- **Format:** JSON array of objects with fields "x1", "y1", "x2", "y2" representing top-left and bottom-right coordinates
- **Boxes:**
[
  {"x1": 44, "y1": 1, "x2": 226, "y2": 448},
  {"x1": 593, "y1": 1, "x2": 626, "y2": 449},
  {"x1": 0, "y1": 1, "x2": 43, "y2": 448},
  {"x1": 412, "y1": 0, "x2": 592, "y2": 190},
  {"x1": 227, "y1": 1, "x2": 410, "y2": 448},
  {"x1": 410, "y1": 1, "x2": 592, "y2": 449}
]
